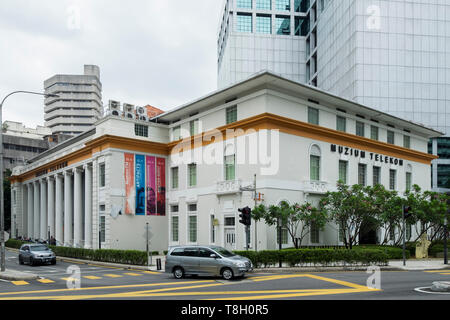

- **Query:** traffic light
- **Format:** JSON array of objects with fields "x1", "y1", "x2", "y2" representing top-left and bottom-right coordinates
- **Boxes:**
[
  {"x1": 238, "y1": 206, "x2": 252, "y2": 226},
  {"x1": 403, "y1": 206, "x2": 412, "y2": 219}
]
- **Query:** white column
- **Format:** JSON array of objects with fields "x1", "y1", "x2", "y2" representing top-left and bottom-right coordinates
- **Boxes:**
[
  {"x1": 40, "y1": 179, "x2": 47, "y2": 241},
  {"x1": 73, "y1": 168, "x2": 83, "y2": 248},
  {"x1": 33, "y1": 181, "x2": 40, "y2": 241},
  {"x1": 64, "y1": 171, "x2": 73, "y2": 247},
  {"x1": 55, "y1": 174, "x2": 64, "y2": 246},
  {"x1": 27, "y1": 184, "x2": 33, "y2": 239},
  {"x1": 47, "y1": 176, "x2": 55, "y2": 239},
  {"x1": 84, "y1": 164, "x2": 93, "y2": 249}
]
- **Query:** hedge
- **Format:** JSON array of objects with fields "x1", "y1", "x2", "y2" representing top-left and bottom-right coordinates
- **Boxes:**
[
  {"x1": 5, "y1": 239, "x2": 158, "y2": 266},
  {"x1": 234, "y1": 248, "x2": 389, "y2": 268}
]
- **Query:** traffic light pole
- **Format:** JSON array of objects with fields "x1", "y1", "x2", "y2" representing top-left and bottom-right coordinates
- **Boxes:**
[{"x1": 444, "y1": 216, "x2": 448, "y2": 265}]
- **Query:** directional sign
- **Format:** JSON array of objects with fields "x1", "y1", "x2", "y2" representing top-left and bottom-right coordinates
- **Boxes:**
[{"x1": 143, "y1": 225, "x2": 154, "y2": 240}]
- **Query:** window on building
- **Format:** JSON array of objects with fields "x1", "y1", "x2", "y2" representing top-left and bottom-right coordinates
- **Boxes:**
[
  {"x1": 389, "y1": 227, "x2": 395, "y2": 241},
  {"x1": 276, "y1": 0, "x2": 290, "y2": 11},
  {"x1": 100, "y1": 216, "x2": 106, "y2": 243},
  {"x1": 370, "y1": 125, "x2": 379, "y2": 141},
  {"x1": 188, "y1": 163, "x2": 197, "y2": 187},
  {"x1": 237, "y1": 0, "x2": 252, "y2": 9},
  {"x1": 224, "y1": 154, "x2": 236, "y2": 181},
  {"x1": 389, "y1": 169, "x2": 396, "y2": 190},
  {"x1": 171, "y1": 205, "x2": 179, "y2": 213},
  {"x1": 406, "y1": 172, "x2": 412, "y2": 191},
  {"x1": 403, "y1": 135, "x2": 411, "y2": 149},
  {"x1": 295, "y1": 17, "x2": 309, "y2": 36},
  {"x1": 336, "y1": 116, "x2": 346, "y2": 132},
  {"x1": 134, "y1": 124, "x2": 148, "y2": 137},
  {"x1": 190, "y1": 119, "x2": 199, "y2": 136},
  {"x1": 226, "y1": 106, "x2": 237, "y2": 124},
  {"x1": 308, "y1": 107, "x2": 319, "y2": 125},
  {"x1": 310, "y1": 222, "x2": 319, "y2": 244},
  {"x1": 173, "y1": 126, "x2": 181, "y2": 141},
  {"x1": 295, "y1": 0, "x2": 309, "y2": 12},
  {"x1": 224, "y1": 217, "x2": 236, "y2": 226},
  {"x1": 338, "y1": 160, "x2": 347, "y2": 184},
  {"x1": 310, "y1": 145, "x2": 321, "y2": 181},
  {"x1": 277, "y1": 227, "x2": 289, "y2": 244},
  {"x1": 99, "y1": 163, "x2": 106, "y2": 187},
  {"x1": 437, "y1": 164, "x2": 450, "y2": 188},
  {"x1": 172, "y1": 216, "x2": 179, "y2": 242},
  {"x1": 356, "y1": 121, "x2": 365, "y2": 137},
  {"x1": 358, "y1": 164, "x2": 367, "y2": 186},
  {"x1": 189, "y1": 216, "x2": 197, "y2": 243},
  {"x1": 188, "y1": 203, "x2": 197, "y2": 212},
  {"x1": 275, "y1": 16, "x2": 290, "y2": 35},
  {"x1": 256, "y1": 15, "x2": 272, "y2": 34},
  {"x1": 338, "y1": 224, "x2": 344, "y2": 242},
  {"x1": 236, "y1": 13, "x2": 253, "y2": 33},
  {"x1": 387, "y1": 130, "x2": 395, "y2": 144},
  {"x1": 373, "y1": 166, "x2": 381, "y2": 186},
  {"x1": 256, "y1": 0, "x2": 271, "y2": 10},
  {"x1": 437, "y1": 138, "x2": 450, "y2": 159},
  {"x1": 171, "y1": 167, "x2": 179, "y2": 189}
]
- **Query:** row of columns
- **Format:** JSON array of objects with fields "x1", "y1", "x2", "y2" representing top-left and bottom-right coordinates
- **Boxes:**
[{"x1": 24, "y1": 165, "x2": 93, "y2": 248}]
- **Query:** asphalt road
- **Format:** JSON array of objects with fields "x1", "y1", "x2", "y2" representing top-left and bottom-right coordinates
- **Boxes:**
[{"x1": 1, "y1": 249, "x2": 450, "y2": 301}]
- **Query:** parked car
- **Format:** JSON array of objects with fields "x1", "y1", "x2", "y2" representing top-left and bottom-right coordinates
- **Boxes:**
[
  {"x1": 19, "y1": 244, "x2": 56, "y2": 266},
  {"x1": 165, "y1": 245, "x2": 253, "y2": 280}
]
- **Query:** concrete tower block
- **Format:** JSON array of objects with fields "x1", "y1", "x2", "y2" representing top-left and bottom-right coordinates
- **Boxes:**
[{"x1": 84, "y1": 65, "x2": 100, "y2": 79}]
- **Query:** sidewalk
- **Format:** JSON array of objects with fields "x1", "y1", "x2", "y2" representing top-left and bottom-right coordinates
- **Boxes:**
[{"x1": 388, "y1": 259, "x2": 450, "y2": 271}]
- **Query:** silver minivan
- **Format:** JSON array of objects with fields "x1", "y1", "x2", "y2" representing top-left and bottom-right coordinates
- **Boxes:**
[{"x1": 165, "y1": 245, "x2": 253, "y2": 280}]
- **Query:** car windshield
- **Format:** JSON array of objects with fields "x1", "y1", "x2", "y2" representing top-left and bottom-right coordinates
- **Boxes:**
[
  {"x1": 212, "y1": 247, "x2": 235, "y2": 257},
  {"x1": 30, "y1": 245, "x2": 49, "y2": 252}
]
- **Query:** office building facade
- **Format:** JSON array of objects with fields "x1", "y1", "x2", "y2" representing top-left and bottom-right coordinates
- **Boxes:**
[{"x1": 44, "y1": 65, "x2": 103, "y2": 136}]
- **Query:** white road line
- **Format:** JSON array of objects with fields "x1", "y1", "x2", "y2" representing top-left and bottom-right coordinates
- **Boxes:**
[{"x1": 414, "y1": 287, "x2": 450, "y2": 295}]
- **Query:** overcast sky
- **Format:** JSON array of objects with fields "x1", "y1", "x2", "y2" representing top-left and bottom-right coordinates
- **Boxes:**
[{"x1": 0, "y1": 0, "x2": 223, "y2": 128}]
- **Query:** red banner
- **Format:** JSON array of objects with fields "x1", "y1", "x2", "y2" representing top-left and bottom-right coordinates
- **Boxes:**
[
  {"x1": 124, "y1": 153, "x2": 135, "y2": 214},
  {"x1": 156, "y1": 157, "x2": 166, "y2": 216},
  {"x1": 146, "y1": 156, "x2": 156, "y2": 215}
]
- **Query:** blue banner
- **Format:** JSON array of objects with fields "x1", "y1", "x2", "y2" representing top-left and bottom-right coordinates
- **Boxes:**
[{"x1": 135, "y1": 154, "x2": 146, "y2": 215}]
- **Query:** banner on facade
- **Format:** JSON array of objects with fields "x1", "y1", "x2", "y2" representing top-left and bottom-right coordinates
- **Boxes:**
[
  {"x1": 146, "y1": 156, "x2": 156, "y2": 215},
  {"x1": 124, "y1": 153, "x2": 135, "y2": 215},
  {"x1": 156, "y1": 157, "x2": 166, "y2": 216},
  {"x1": 135, "y1": 154, "x2": 146, "y2": 216}
]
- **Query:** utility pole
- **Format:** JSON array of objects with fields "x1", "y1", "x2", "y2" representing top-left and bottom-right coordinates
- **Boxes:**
[{"x1": 253, "y1": 174, "x2": 257, "y2": 252}]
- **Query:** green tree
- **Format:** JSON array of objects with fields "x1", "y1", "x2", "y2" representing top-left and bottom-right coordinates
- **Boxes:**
[
  {"x1": 320, "y1": 182, "x2": 372, "y2": 249},
  {"x1": 252, "y1": 201, "x2": 327, "y2": 249}
]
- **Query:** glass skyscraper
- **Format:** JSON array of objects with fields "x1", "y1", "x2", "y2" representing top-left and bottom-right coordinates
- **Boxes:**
[{"x1": 217, "y1": 0, "x2": 450, "y2": 192}]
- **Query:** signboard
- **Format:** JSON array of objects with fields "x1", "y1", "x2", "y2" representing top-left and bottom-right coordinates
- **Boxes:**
[
  {"x1": 330, "y1": 144, "x2": 404, "y2": 166},
  {"x1": 124, "y1": 153, "x2": 135, "y2": 214}
]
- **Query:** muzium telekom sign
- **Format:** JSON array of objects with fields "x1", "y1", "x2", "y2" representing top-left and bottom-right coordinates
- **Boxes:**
[{"x1": 331, "y1": 144, "x2": 404, "y2": 166}]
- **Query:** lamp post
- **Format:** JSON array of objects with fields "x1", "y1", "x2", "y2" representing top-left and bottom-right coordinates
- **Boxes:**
[{"x1": 0, "y1": 91, "x2": 59, "y2": 272}]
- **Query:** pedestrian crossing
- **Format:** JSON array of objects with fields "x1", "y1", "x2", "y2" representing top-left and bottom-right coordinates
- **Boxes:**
[{"x1": 7, "y1": 270, "x2": 163, "y2": 286}]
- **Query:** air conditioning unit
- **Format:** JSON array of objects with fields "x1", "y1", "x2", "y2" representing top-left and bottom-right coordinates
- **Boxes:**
[
  {"x1": 125, "y1": 112, "x2": 136, "y2": 119},
  {"x1": 123, "y1": 103, "x2": 135, "y2": 114},
  {"x1": 108, "y1": 100, "x2": 121, "y2": 111},
  {"x1": 136, "y1": 106, "x2": 146, "y2": 115},
  {"x1": 139, "y1": 115, "x2": 149, "y2": 122},
  {"x1": 111, "y1": 110, "x2": 123, "y2": 117}
]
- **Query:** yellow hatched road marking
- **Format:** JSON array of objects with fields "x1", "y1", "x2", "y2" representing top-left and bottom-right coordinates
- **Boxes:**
[
  {"x1": 103, "y1": 274, "x2": 123, "y2": 278},
  {"x1": 37, "y1": 279, "x2": 55, "y2": 284},
  {"x1": 83, "y1": 276, "x2": 102, "y2": 280},
  {"x1": 123, "y1": 273, "x2": 143, "y2": 276},
  {"x1": 440, "y1": 273, "x2": 450, "y2": 275},
  {"x1": 61, "y1": 277, "x2": 76, "y2": 281},
  {"x1": 11, "y1": 281, "x2": 29, "y2": 286},
  {"x1": 140, "y1": 271, "x2": 160, "y2": 275}
]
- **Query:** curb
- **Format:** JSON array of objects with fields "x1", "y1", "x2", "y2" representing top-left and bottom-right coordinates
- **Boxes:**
[{"x1": 0, "y1": 272, "x2": 39, "y2": 281}]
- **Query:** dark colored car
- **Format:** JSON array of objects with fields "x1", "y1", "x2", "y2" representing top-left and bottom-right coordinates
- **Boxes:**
[{"x1": 19, "y1": 244, "x2": 56, "y2": 266}]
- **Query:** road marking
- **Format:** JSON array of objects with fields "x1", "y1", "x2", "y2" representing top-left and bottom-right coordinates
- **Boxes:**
[
  {"x1": 103, "y1": 274, "x2": 123, "y2": 278},
  {"x1": 0, "y1": 280, "x2": 215, "y2": 297},
  {"x1": 140, "y1": 271, "x2": 160, "y2": 275},
  {"x1": 83, "y1": 276, "x2": 102, "y2": 280},
  {"x1": 37, "y1": 279, "x2": 55, "y2": 284},
  {"x1": 440, "y1": 273, "x2": 450, "y2": 275},
  {"x1": 11, "y1": 281, "x2": 29, "y2": 286},
  {"x1": 424, "y1": 270, "x2": 450, "y2": 273},
  {"x1": 123, "y1": 273, "x2": 143, "y2": 276},
  {"x1": 61, "y1": 277, "x2": 76, "y2": 281},
  {"x1": 414, "y1": 286, "x2": 450, "y2": 295}
]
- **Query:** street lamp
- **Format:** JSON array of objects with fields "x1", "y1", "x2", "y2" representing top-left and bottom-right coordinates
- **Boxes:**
[{"x1": 0, "y1": 91, "x2": 59, "y2": 272}]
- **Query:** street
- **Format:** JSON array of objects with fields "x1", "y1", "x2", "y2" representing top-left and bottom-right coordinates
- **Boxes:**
[{"x1": 0, "y1": 250, "x2": 449, "y2": 300}]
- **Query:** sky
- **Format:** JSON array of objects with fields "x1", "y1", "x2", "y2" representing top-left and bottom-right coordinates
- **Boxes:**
[{"x1": 0, "y1": 0, "x2": 224, "y2": 129}]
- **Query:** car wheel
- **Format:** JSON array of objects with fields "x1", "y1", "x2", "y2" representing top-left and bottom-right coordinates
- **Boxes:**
[
  {"x1": 19, "y1": 256, "x2": 24, "y2": 265},
  {"x1": 173, "y1": 267, "x2": 184, "y2": 279},
  {"x1": 221, "y1": 268, "x2": 234, "y2": 280},
  {"x1": 51, "y1": 259, "x2": 56, "y2": 265},
  {"x1": 29, "y1": 257, "x2": 34, "y2": 266}
]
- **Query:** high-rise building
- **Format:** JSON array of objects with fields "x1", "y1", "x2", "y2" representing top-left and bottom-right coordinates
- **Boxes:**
[
  {"x1": 44, "y1": 65, "x2": 103, "y2": 136},
  {"x1": 217, "y1": 0, "x2": 450, "y2": 192}
]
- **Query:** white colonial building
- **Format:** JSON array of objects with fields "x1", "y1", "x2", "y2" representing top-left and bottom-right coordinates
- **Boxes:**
[{"x1": 10, "y1": 72, "x2": 441, "y2": 252}]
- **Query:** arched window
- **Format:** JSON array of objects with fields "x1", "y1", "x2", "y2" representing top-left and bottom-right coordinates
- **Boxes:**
[{"x1": 310, "y1": 145, "x2": 321, "y2": 181}]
